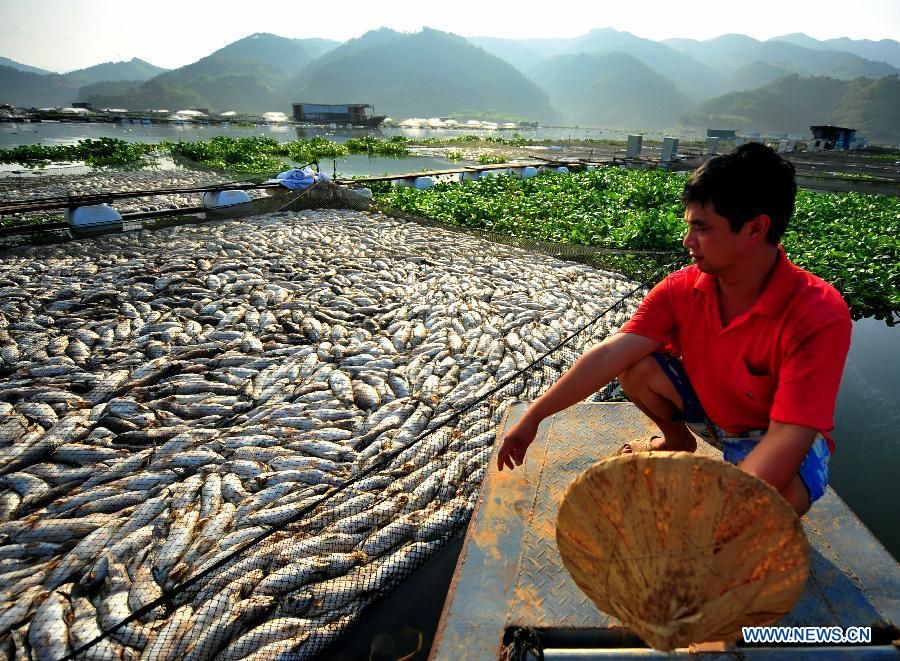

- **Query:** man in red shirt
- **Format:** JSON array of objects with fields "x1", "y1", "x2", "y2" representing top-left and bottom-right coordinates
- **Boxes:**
[{"x1": 497, "y1": 143, "x2": 852, "y2": 516}]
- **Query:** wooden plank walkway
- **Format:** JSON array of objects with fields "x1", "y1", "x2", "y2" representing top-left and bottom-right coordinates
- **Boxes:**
[{"x1": 336, "y1": 160, "x2": 557, "y2": 184}]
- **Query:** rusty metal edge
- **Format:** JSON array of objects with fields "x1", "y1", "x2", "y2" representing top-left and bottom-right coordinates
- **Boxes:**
[{"x1": 429, "y1": 401, "x2": 523, "y2": 660}]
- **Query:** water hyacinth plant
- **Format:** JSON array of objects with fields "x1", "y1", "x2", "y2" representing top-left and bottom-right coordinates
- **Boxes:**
[
  {"x1": 0, "y1": 138, "x2": 156, "y2": 169},
  {"x1": 163, "y1": 136, "x2": 289, "y2": 174},
  {"x1": 344, "y1": 136, "x2": 410, "y2": 157},
  {"x1": 0, "y1": 136, "x2": 414, "y2": 175}
]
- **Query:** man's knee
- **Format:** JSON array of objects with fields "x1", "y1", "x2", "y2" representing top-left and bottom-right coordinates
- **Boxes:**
[
  {"x1": 618, "y1": 354, "x2": 658, "y2": 390},
  {"x1": 619, "y1": 354, "x2": 685, "y2": 415},
  {"x1": 783, "y1": 476, "x2": 812, "y2": 517}
]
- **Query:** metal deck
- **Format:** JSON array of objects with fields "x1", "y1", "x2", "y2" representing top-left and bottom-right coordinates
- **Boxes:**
[{"x1": 431, "y1": 402, "x2": 900, "y2": 659}]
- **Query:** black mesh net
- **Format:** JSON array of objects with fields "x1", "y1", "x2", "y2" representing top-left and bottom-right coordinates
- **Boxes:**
[{"x1": 0, "y1": 168, "x2": 685, "y2": 660}]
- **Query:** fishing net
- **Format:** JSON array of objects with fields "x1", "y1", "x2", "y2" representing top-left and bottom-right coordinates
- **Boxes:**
[{"x1": 0, "y1": 167, "x2": 685, "y2": 659}]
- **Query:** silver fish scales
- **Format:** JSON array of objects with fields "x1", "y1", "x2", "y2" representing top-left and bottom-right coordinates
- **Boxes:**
[{"x1": 0, "y1": 205, "x2": 636, "y2": 658}]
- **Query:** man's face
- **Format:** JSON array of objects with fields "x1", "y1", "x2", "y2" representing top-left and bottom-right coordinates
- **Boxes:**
[{"x1": 682, "y1": 201, "x2": 750, "y2": 275}]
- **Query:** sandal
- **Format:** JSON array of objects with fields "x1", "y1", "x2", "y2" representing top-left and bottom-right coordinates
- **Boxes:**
[{"x1": 616, "y1": 436, "x2": 662, "y2": 455}]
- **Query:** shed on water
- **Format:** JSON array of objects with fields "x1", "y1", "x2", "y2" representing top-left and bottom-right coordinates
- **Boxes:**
[
  {"x1": 809, "y1": 125, "x2": 857, "y2": 150},
  {"x1": 291, "y1": 103, "x2": 387, "y2": 127},
  {"x1": 706, "y1": 128, "x2": 737, "y2": 140}
]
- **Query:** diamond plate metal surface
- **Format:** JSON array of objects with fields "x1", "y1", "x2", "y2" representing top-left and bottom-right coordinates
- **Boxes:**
[
  {"x1": 507, "y1": 403, "x2": 653, "y2": 628},
  {"x1": 432, "y1": 402, "x2": 900, "y2": 660}
]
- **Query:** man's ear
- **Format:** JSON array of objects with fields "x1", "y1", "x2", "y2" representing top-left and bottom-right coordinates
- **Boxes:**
[{"x1": 746, "y1": 214, "x2": 771, "y2": 242}]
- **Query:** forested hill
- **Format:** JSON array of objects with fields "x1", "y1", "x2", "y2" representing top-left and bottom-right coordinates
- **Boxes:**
[
  {"x1": 84, "y1": 34, "x2": 338, "y2": 112},
  {"x1": 681, "y1": 74, "x2": 900, "y2": 145},
  {"x1": 63, "y1": 58, "x2": 167, "y2": 87},
  {"x1": 283, "y1": 28, "x2": 557, "y2": 122},
  {"x1": 532, "y1": 52, "x2": 693, "y2": 129},
  {"x1": 0, "y1": 66, "x2": 78, "y2": 107},
  {"x1": 0, "y1": 57, "x2": 52, "y2": 75}
]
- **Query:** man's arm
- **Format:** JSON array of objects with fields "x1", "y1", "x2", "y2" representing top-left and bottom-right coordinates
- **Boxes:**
[
  {"x1": 497, "y1": 332, "x2": 661, "y2": 470},
  {"x1": 744, "y1": 309, "x2": 850, "y2": 508},
  {"x1": 738, "y1": 420, "x2": 817, "y2": 493}
]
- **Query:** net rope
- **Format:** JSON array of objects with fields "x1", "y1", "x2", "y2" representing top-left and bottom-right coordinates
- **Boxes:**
[{"x1": 60, "y1": 267, "x2": 659, "y2": 660}]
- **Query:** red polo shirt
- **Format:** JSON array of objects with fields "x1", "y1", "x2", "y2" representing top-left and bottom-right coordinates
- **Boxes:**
[{"x1": 620, "y1": 246, "x2": 851, "y2": 452}]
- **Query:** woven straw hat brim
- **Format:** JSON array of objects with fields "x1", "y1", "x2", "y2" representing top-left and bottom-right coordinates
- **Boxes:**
[{"x1": 556, "y1": 451, "x2": 809, "y2": 651}]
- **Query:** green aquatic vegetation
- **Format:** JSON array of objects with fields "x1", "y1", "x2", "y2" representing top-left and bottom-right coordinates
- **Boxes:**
[
  {"x1": 822, "y1": 171, "x2": 894, "y2": 183},
  {"x1": 283, "y1": 137, "x2": 348, "y2": 163},
  {"x1": 0, "y1": 143, "x2": 71, "y2": 167},
  {"x1": 344, "y1": 136, "x2": 410, "y2": 157},
  {"x1": 783, "y1": 190, "x2": 900, "y2": 323},
  {"x1": 373, "y1": 168, "x2": 684, "y2": 250},
  {"x1": 373, "y1": 168, "x2": 900, "y2": 322},
  {"x1": 477, "y1": 153, "x2": 507, "y2": 165},
  {"x1": 416, "y1": 135, "x2": 481, "y2": 145},
  {"x1": 0, "y1": 138, "x2": 155, "y2": 168},
  {"x1": 75, "y1": 138, "x2": 156, "y2": 168},
  {"x1": 415, "y1": 134, "x2": 530, "y2": 147},
  {"x1": 165, "y1": 136, "x2": 351, "y2": 173},
  {"x1": 162, "y1": 136, "x2": 288, "y2": 174},
  {"x1": 0, "y1": 212, "x2": 62, "y2": 230},
  {"x1": 1, "y1": 136, "x2": 416, "y2": 174}
]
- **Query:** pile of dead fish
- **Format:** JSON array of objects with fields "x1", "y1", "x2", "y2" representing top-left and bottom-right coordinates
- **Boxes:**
[{"x1": 0, "y1": 209, "x2": 640, "y2": 660}]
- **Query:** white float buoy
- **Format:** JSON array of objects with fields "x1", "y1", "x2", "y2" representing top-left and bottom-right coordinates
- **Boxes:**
[
  {"x1": 201, "y1": 190, "x2": 252, "y2": 208},
  {"x1": 65, "y1": 204, "x2": 122, "y2": 229},
  {"x1": 521, "y1": 166, "x2": 538, "y2": 178},
  {"x1": 413, "y1": 177, "x2": 434, "y2": 190},
  {"x1": 556, "y1": 166, "x2": 569, "y2": 173}
]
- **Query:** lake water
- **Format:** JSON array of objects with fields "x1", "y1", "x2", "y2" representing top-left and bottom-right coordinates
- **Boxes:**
[
  {"x1": 0, "y1": 120, "x2": 690, "y2": 179},
  {"x1": 830, "y1": 316, "x2": 900, "y2": 559},
  {"x1": 0, "y1": 119, "x2": 684, "y2": 150},
  {"x1": 0, "y1": 122, "x2": 520, "y2": 179},
  {"x1": 2, "y1": 121, "x2": 897, "y2": 559}
]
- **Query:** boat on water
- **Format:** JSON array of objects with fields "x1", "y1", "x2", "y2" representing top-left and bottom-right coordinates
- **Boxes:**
[{"x1": 292, "y1": 102, "x2": 386, "y2": 128}]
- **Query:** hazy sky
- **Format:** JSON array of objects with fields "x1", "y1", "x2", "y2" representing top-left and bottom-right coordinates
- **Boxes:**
[{"x1": 2, "y1": 0, "x2": 899, "y2": 72}]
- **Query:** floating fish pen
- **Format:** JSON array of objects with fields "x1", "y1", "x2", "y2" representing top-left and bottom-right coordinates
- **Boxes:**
[
  {"x1": 0, "y1": 159, "x2": 583, "y2": 246},
  {"x1": 0, "y1": 168, "x2": 686, "y2": 660},
  {"x1": 3, "y1": 162, "x2": 896, "y2": 658}
]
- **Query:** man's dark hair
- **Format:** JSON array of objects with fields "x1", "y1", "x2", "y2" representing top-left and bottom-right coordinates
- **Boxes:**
[{"x1": 682, "y1": 142, "x2": 797, "y2": 244}]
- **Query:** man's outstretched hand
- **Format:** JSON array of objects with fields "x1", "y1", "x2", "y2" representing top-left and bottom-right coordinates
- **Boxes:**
[{"x1": 497, "y1": 415, "x2": 540, "y2": 471}]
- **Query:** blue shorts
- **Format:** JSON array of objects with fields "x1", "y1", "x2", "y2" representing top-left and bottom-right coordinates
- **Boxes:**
[{"x1": 651, "y1": 352, "x2": 831, "y2": 503}]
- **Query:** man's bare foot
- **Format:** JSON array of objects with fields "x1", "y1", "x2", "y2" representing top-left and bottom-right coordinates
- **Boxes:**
[{"x1": 617, "y1": 434, "x2": 697, "y2": 454}]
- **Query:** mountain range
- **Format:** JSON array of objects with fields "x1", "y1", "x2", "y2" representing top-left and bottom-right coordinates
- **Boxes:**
[
  {"x1": 2, "y1": 28, "x2": 898, "y2": 143},
  {"x1": 0, "y1": 57, "x2": 167, "y2": 108}
]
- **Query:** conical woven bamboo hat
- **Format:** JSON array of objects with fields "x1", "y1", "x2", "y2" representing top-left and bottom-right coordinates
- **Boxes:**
[{"x1": 556, "y1": 452, "x2": 809, "y2": 651}]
